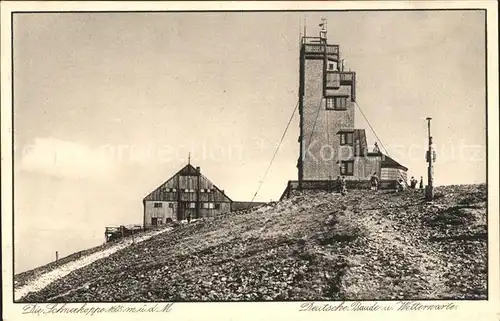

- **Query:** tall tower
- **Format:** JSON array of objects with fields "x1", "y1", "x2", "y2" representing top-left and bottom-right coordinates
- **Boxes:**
[{"x1": 298, "y1": 21, "x2": 357, "y2": 183}]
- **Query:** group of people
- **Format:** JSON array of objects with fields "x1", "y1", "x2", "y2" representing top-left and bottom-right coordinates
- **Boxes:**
[
  {"x1": 409, "y1": 176, "x2": 424, "y2": 189},
  {"x1": 333, "y1": 173, "x2": 425, "y2": 195},
  {"x1": 396, "y1": 175, "x2": 424, "y2": 192}
]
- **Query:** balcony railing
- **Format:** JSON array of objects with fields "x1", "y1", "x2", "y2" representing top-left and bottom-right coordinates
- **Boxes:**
[{"x1": 303, "y1": 44, "x2": 339, "y2": 55}]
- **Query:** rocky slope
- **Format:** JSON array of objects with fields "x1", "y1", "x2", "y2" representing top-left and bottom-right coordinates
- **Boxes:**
[{"x1": 16, "y1": 184, "x2": 487, "y2": 302}]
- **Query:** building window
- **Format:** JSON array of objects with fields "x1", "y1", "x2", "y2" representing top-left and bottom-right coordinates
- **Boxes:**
[
  {"x1": 168, "y1": 203, "x2": 174, "y2": 208},
  {"x1": 202, "y1": 202, "x2": 215, "y2": 209},
  {"x1": 339, "y1": 132, "x2": 354, "y2": 145},
  {"x1": 215, "y1": 203, "x2": 221, "y2": 210},
  {"x1": 326, "y1": 97, "x2": 335, "y2": 110},
  {"x1": 335, "y1": 97, "x2": 348, "y2": 109},
  {"x1": 206, "y1": 188, "x2": 212, "y2": 193},
  {"x1": 154, "y1": 202, "x2": 163, "y2": 208},
  {"x1": 200, "y1": 188, "x2": 205, "y2": 193},
  {"x1": 340, "y1": 161, "x2": 354, "y2": 176},
  {"x1": 326, "y1": 96, "x2": 348, "y2": 110}
]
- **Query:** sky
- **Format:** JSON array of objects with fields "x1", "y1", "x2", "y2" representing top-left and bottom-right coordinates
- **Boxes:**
[{"x1": 13, "y1": 10, "x2": 486, "y2": 272}]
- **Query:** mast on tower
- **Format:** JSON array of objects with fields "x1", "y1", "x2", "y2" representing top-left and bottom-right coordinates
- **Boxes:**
[{"x1": 319, "y1": 18, "x2": 327, "y2": 43}]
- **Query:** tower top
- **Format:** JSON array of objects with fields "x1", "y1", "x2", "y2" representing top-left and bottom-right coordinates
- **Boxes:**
[{"x1": 301, "y1": 19, "x2": 330, "y2": 45}]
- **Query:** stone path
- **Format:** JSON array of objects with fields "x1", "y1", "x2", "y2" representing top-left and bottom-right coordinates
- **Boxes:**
[{"x1": 15, "y1": 228, "x2": 170, "y2": 301}]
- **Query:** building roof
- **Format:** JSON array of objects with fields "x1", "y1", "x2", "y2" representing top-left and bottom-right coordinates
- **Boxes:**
[
  {"x1": 177, "y1": 163, "x2": 201, "y2": 176},
  {"x1": 143, "y1": 163, "x2": 233, "y2": 202},
  {"x1": 366, "y1": 151, "x2": 408, "y2": 171},
  {"x1": 378, "y1": 153, "x2": 408, "y2": 171}
]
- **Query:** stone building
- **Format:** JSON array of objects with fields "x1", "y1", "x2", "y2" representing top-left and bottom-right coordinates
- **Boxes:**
[{"x1": 282, "y1": 23, "x2": 407, "y2": 199}]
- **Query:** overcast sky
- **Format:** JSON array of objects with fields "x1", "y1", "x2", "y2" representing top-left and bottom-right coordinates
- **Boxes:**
[{"x1": 13, "y1": 10, "x2": 486, "y2": 272}]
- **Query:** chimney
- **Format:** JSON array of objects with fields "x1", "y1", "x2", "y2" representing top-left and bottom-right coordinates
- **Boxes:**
[{"x1": 196, "y1": 166, "x2": 200, "y2": 173}]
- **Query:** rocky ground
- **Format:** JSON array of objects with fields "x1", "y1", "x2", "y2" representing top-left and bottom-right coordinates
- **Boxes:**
[{"x1": 16, "y1": 184, "x2": 487, "y2": 302}]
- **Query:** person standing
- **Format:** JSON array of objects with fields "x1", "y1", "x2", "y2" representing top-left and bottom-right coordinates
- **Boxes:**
[
  {"x1": 410, "y1": 176, "x2": 417, "y2": 189},
  {"x1": 340, "y1": 176, "x2": 347, "y2": 196},
  {"x1": 370, "y1": 173, "x2": 379, "y2": 191},
  {"x1": 419, "y1": 176, "x2": 424, "y2": 189},
  {"x1": 397, "y1": 179, "x2": 406, "y2": 192},
  {"x1": 336, "y1": 175, "x2": 342, "y2": 193}
]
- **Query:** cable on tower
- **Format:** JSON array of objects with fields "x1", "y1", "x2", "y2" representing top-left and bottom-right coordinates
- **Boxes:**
[{"x1": 247, "y1": 99, "x2": 300, "y2": 207}]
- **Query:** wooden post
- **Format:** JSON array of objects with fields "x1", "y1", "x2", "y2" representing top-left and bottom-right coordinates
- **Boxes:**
[
  {"x1": 425, "y1": 117, "x2": 435, "y2": 201},
  {"x1": 55, "y1": 251, "x2": 58, "y2": 262}
]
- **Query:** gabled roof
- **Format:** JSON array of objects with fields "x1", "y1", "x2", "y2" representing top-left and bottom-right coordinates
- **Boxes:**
[
  {"x1": 381, "y1": 154, "x2": 408, "y2": 171},
  {"x1": 143, "y1": 163, "x2": 233, "y2": 202},
  {"x1": 366, "y1": 151, "x2": 408, "y2": 171},
  {"x1": 177, "y1": 163, "x2": 200, "y2": 176}
]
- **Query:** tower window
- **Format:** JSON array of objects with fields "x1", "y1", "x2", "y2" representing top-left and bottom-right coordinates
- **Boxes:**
[
  {"x1": 326, "y1": 96, "x2": 349, "y2": 110},
  {"x1": 339, "y1": 132, "x2": 354, "y2": 145},
  {"x1": 154, "y1": 202, "x2": 163, "y2": 208},
  {"x1": 335, "y1": 97, "x2": 348, "y2": 109},
  {"x1": 340, "y1": 161, "x2": 354, "y2": 176},
  {"x1": 326, "y1": 97, "x2": 335, "y2": 110},
  {"x1": 327, "y1": 62, "x2": 337, "y2": 71}
]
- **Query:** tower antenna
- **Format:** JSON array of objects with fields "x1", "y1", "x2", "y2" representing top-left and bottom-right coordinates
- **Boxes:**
[
  {"x1": 319, "y1": 18, "x2": 327, "y2": 43},
  {"x1": 299, "y1": 16, "x2": 302, "y2": 48},
  {"x1": 188, "y1": 152, "x2": 191, "y2": 165},
  {"x1": 303, "y1": 13, "x2": 307, "y2": 39}
]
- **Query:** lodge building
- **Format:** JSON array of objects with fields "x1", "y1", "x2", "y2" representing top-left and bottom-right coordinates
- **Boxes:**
[{"x1": 143, "y1": 163, "x2": 232, "y2": 227}]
